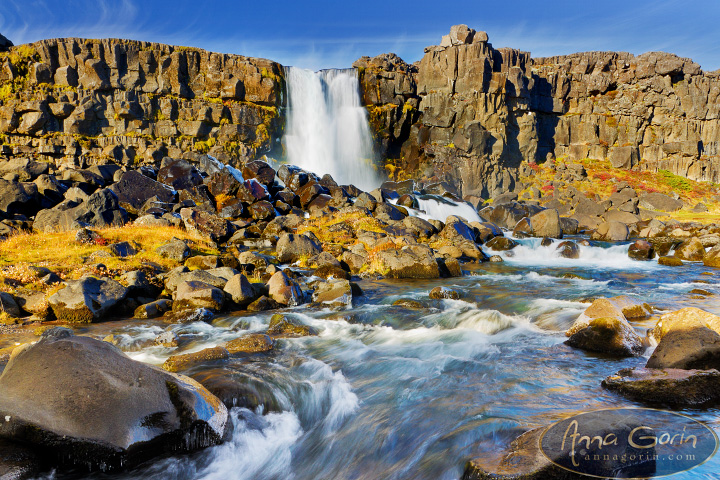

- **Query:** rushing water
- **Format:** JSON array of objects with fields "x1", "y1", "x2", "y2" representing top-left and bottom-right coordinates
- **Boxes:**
[
  {"x1": 283, "y1": 67, "x2": 378, "y2": 191},
  {"x1": 33, "y1": 237, "x2": 720, "y2": 480}
]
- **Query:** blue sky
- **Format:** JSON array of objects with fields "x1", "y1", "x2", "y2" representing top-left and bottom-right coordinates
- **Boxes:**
[{"x1": 1, "y1": 0, "x2": 718, "y2": 71}]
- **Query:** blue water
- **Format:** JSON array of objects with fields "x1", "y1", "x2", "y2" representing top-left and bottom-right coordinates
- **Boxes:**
[{"x1": 43, "y1": 239, "x2": 720, "y2": 480}]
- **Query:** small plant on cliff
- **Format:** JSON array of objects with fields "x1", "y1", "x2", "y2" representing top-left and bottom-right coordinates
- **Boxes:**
[{"x1": 658, "y1": 169, "x2": 692, "y2": 192}]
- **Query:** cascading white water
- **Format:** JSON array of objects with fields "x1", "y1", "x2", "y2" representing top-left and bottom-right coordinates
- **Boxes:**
[{"x1": 284, "y1": 67, "x2": 379, "y2": 191}]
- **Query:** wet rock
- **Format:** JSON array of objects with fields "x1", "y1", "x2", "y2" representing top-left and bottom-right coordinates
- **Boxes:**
[
  {"x1": 156, "y1": 238, "x2": 191, "y2": 262},
  {"x1": 314, "y1": 264, "x2": 350, "y2": 280},
  {"x1": 704, "y1": 245, "x2": 720, "y2": 267},
  {"x1": 559, "y1": 217, "x2": 579, "y2": 235},
  {"x1": 392, "y1": 298, "x2": 427, "y2": 309},
  {"x1": 312, "y1": 278, "x2": 354, "y2": 306},
  {"x1": 647, "y1": 327, "x2": 720, "y2": 370},
  {"x1": 489, "y1": 255, "x2": 503, "y2": 262},
  {"x1": 48, "y1": 276, "x2": 128, "y2": 323},
  {"x1": 511, "y1": 217, "x2": 532, "y2": 238},
  {"x1": 190, "y1": 368, "x2": 281, "y2": 412},
  {"x1": 267, "y1": 314, "x2": 317, "y2": 337},
  {"x1": 461, "y1": 428, "x2": 571, "y2": 480},
  {"x1": 591, "y1": 221, "x2": 628, "y2": 241},
  {"x1": 565, "y1": 316, "x2": 645, "y2": 357},
  {"x1": 429, "y1": 286, "x2": 460, "y2": 300},
  {"x1": 658, "y1": 255, "x2": 683, "y2": 266},
  {"x1": 0, "y1": 331, "x2": 227, "y2": 471},
  {"x1": 650, "y1": 307, "x2": 720, "y2": 342},
  {"x1": 556, "y1": 240, "x2": 579, "y2": 259},
  {"x1": 162, "y1": 346, "x2": 230, "y2": 372},
  {"x1": 484, "y1": 236, "x2": 518, "y2": 251},
  {"x1": 628, "y1": 239, "x2": 655, "y2": 261},
  {"x1": 267, "y1": 271, "x2": 303, "y2": 306},
  {"x1": 133, "y1": 299, "x2": 173, "y2": 319},
  {"x1": 372, "y1": 244, "x2": 440, "y2": 279},
  {"x1": 673, "y1": 237, "x2": 706, "y2": 261},
  {"x1": 173, "y1": 280, "x2": 225, "y2": 312},
  {"x1": 162, "y1": 307, "x2": 214, "y2": 324},
  {"x1": 530, "y1": 208, "x2": 562, "y2": 238},
  {"x1": 602, "y1": 367, "x2": 720, "y2": 408},
  {"x1": 0, "y1": 438, "x2": 43, "y2": 480},
  {"x1": 276, "y1": 233, "x2": 322, "y2": 263},
  {"x1": 154, "y1": 330, "x2": 179, "y2": 347},
  {"x1": 224, "y1": 333, "x2": 275, "y2": 354},
  {"x1": 246, "y1": 296, "x2": 281, "y2": 312}
]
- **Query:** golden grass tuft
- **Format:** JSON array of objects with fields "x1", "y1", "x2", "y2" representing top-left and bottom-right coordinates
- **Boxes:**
[{"x1": 0, "y1": 225, "x2": 219, "y2": 291}]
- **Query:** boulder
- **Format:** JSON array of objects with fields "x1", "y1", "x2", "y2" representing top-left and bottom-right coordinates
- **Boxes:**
[
  {"x1": 173, "y1": 280, "x2": 225, "y2": 311},
  {"x1": 267, "y1": 314, "x2": 316, "y2": 336},
  {"x1": 591, "y1": 221, "x2": 628, "y2": 241},
  {"x1": 156, "y1": 238, "x2": 191, "y2": 262},
  {"x1": 705, "y1": 245, "x2": 720, "y2": 267},
  {"x1": 530, "y1": 208, "x2": 562, "y2": 238},
  {"x1": 555, "y1": 240, "x2": 579, "y2": 259},
  {"x1": 276, "y1": 233, "x2": 322, "y2": 263},
  {"x1": 223, "y1": 274, "x2": 260, "y2": 307},
  {"x1": 628, "y1": 239, "x2": 655, "y2": 260},
  {"x1": 109, "y1": 170, "x2": 176, "y2": 214},
  {"x1": 673, "y1": 237, "x2": 706, "y2": 261},
  {"x1": 133, "y1": 299, "x2": 173, "y2": 319},
  {"x1": 312, "y1": 278, "x2": 354, "y2": 306},
  {"x1": 34, "y1": 189, "x2": 129, "y2": 233},
  {"x1": 650, "y1": 307, "x2": 720, "y2": 342},
  {"x1": 602, "y1": 367, "x2": 720, "y2": 408},
  {"x1": 157, "y1": 158, "x2": 203, "y2": 191},
  {"x1": 647, "y1": 327, "x2": 720, "y2": 370},
  {"x1": 484, "y1": 236, "x2": 518, "y2": 251},
  {"x1": 429, "y1": 286, "x2": 460, "y2": 300},
  {"x1": 224, "y1": 334, "x2": 275, "y2": 354},
  {"x1": 638, "y1": 193, "x2": 683, "y2": 212},
  {"x1": 162, "y1": 346, "x2": 230, "y2": 373},
  {"x1": 371, "y1": 244, "x2": 440, "y2": 279},
  {"x1": 0, "y1": 330, "x2": 227, "y2": 470},
  {"x1": 658, "y1": 255, "x2": 683, "y2": 266},
  {"x1": 48, "y1": 276, "x2": 128, "y2": 323},
  {"x1": 180, "y1": 208, "x2": 232, "y2": 244},
  {"x1": 267, "y1": 271, "x2": 303, "y2": 306},
  {"x1": 0, "y1": 292, "x2": 21, "y2": 319},
  {"x1": 165, "y1": 269, "x2": 227, "y2": 292}
]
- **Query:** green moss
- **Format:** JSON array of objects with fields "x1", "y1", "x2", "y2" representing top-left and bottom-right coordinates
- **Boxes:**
[{"x1": 658, "y1": 169, "x2": 692, "y2": 192}]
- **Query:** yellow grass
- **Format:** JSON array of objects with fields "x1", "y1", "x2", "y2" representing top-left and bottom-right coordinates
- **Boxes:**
[{"x1": 0, "y1": 225, "x2": 219, "y2": 291}]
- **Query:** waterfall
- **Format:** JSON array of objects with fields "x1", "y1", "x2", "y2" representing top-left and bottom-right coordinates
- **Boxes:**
[{"x1": 283, "y1": 67, "x2": 379, "y2": 191}]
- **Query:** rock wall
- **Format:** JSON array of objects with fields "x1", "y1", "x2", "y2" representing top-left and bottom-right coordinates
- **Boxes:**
[
  {"x1": 0, "y1": 38, "x2": 284, "y2": 169},
  {"x1": 357, "y1": 25, "x2": 720, "y2": 198}
]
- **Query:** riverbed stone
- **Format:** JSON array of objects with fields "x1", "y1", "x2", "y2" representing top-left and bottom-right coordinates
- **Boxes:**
[
  {"x1": 628, "y1": 239, "x2": 655, "y2": 260},
  {"x1": 650, "y1": 307, "x2": 720, "y2": 342},
  {"x1": 0, "y1": 331, "x2": 228, "y2": 470},
  {"x1": 267, "y1": 271, "x2": 303, "y2": 306},
  {"x1": 276, "y1": 233, "x2": 322, "y2": 263},
  {"x1": 47, "y1": 276, "x2": 128, "y2": 323},
  {"x1": 602, "y1": 367, "x2": 720, "y2": 408},
  {"x1": 673, "y1": 237, "x2": 706, "y2": 261},
  {"x1": 173, "y1": 280, "x2": 225, "y2": 311},
  {"x1": 312, "y1": 278, "x2": 354, "y2": 306},
  {"x1": 371, "y1": 244, "x2": 440, "y2": 278},
  {"x1": 224, "y1": 333, "x2": 275, "y2": 354},
  {"x1": 647, "y1": 327, "x2": 720, "y2": 370},
  {"x1": 162, "y1": 346, "x2": 230, "y2": 373},
  {"x1": 429, "y1": 286, "x2": 460, "y2": 300},
  {"x1": 267, "y1": 314, "x2": 317, "y2": 336},
  {"x1": 223, "y1": 273, "x2": 260, "y2": 307},
  {"x1": 556, "y1": 240, "x2": 579, "y2": 259},
  {"x1": 530, "y1": 208, "x2": 562, "y2": 238},
  {"x1": 133, "y1": 299, "x2": 173, "y2": 319}
]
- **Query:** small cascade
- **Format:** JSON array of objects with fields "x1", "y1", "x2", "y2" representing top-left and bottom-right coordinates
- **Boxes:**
[
  {"x1": 412, "y1": 194, "x2": 483, "y2": 223},
  {"x1": 283, "y1": 67, "x2": 379, "y2": 191}
]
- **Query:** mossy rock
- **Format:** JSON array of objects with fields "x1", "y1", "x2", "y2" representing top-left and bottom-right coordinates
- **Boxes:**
[
  {"x1": 266, "y1": 314, "x2": 317, "y2": 337},
  {"x1": 658, "y1": 256, "x2": 683, "y2": 267},
  {"x1": 225, "y1": 334, "x2": 275, "y2": 354},
  {"x1": 162, "y1": 346, "x2": 229, "y2": 373}
]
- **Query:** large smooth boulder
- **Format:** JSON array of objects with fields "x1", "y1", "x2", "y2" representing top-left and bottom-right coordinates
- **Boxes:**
[
  {"x1": 602, "y1": 367, "x2": 720, "y2": 408},
  {"x1": 223, "y1": 274, "x2": 260, "y2": 307},
  {"x1": 48, "y1": 276, "x2": 128, "y2": 323},
  {"x1": 312, "y1": 278, "x2": 354, "y2": 307},
  {"x1": 371, "y1": 244, "x2": 440, "y2": 279},
  {"x1": 647, "y1": 327, "x2": 720, "y2": 370},
  {"x1": 564, "y1": 296, "x2": 649, "y2": 357},
  {"x1": 276, "y1": 233, "x2": 322, "y2": 263},
  {"x1": 530, "y1": 208, "x2": 562, "y2": 238},
  {"x1": 109, "y1": 170, "x2": 177, "y2": 214},
  {"x1": 0, "y1": 330, "x2": 227, "y2": 470},
  {"x1": 591, "y1": 221, "x2": 628, "y2": 241}
]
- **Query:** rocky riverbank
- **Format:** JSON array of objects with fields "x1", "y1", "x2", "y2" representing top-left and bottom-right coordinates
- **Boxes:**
[{"x1": 0, "y1": 150, "x2": 719, "y2": 476}]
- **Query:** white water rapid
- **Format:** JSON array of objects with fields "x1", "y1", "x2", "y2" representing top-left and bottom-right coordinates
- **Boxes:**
[{"x1": 284, "y1": 67, "x2": 379, "y2": 191}]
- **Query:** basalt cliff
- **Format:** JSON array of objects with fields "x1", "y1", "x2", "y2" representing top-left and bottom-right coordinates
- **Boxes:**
[{"x1": 1, "y1": 25, "x2": 720, "y2": 198}]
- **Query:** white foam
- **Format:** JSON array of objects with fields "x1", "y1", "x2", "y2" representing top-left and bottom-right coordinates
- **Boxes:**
[{"x1": 409, "y1": 195, "x2": 483, "y2": 223}]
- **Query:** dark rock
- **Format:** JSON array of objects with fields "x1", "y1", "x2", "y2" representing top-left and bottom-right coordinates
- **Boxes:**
[
  {"x1": 0, "y1": 332, "x2": 227, "y2": 471},
  {"x1": 429, "y1": 286, "x2": 460, "y2": 300},
  {"x1": 647, "y1": 327, "x2": 720, "y2": 370},
  {"x1": 276, "y1": 233, "x2": 322, "y2": 263},
  {"x1": 602, "y1": 367, "x2": 720, "y2": 408},
  {"x1": 674, "y1": 237, "x2": 705, "y2": 261},
  {"x1": 133, "y1": 299, "x2": 173, "y2": 319},
  {"x1": 628, "y1": 239, "x2": 655, "y2": 261},
  {"x1": 556, "y1": 240, "x2": 579, "y2": 259},
  {"x1": 173, "y1": 281, "x2": 225, "y2": 312},
  {"x1": 180, "y1": 208, "x2": 232, "y2": 244},
  {"x1": 267, "y1": 314, "x2": 316, "y2": 336},
  {"x1": 241, "y1": 160, "x2": 276, "y2": 186},
  {"x1": 48, "y1": 276, "x2": 128, "y2": 323},
  {"x1": 157, "y1": 159, "x2": 204, "y2": 191},
  {"x1": 156, "y1": 238, "x2": 191, "y2": 262},
  {"x1": 34, "y1": 189, "x2": 128, "y2": 233},
  {"x1": 109, "y1": 171, "x2": 176, "y2": 215},
  {"x1": 484, "y1": 236, "x2": 518, "y2": 251},
  {"x1": 246, "y1": 296, "x2": 281, "y2": 312}
]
